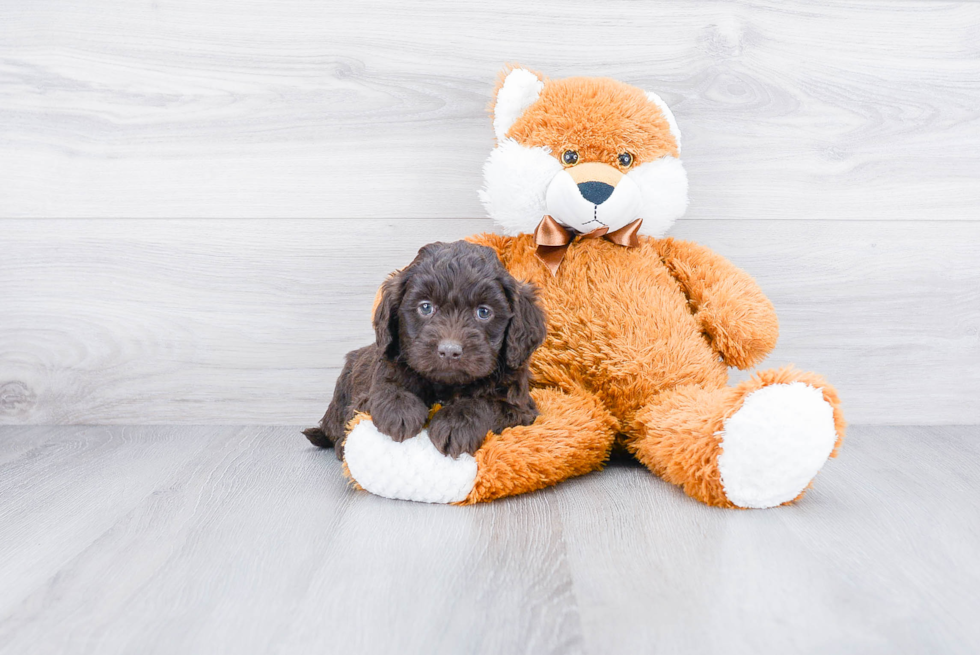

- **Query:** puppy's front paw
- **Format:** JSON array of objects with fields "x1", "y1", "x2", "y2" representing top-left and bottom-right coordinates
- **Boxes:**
[
  {"x1": 428, "y1": 409, "x2": 490, "y2": 458},
  {"x1": 373, "y1": 393, "x2": 428, "y2": 442}
]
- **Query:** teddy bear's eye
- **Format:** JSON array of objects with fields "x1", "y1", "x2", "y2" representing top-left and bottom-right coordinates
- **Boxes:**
[
  {"x1": 618, "y1": 152, "x2": 634, "y2": 168},
  {"x1": 562, "y1": 150, "x2": 579, "y2": 166}
]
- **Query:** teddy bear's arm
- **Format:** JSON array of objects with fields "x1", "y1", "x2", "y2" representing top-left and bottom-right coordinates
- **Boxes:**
[{"x1": 656, "y1": 238, "x2": 779, "y2": 370}]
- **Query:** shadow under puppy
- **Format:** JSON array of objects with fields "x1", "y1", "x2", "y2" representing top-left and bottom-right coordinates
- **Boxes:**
[{"x1": 304, "y1": 240, "x2": 547, "y2": 460}]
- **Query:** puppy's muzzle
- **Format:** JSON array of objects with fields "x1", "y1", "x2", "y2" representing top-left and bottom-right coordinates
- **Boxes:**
[{"x1": 437, "y1": 340, "x2": 463, "y2": 361}]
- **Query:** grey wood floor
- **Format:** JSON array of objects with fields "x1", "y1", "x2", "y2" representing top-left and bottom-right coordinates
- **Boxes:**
[{"x1": 0, "y1": 426, "x2": 977, "y2": 654}]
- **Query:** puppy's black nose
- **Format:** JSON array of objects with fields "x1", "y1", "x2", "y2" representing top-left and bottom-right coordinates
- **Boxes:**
[
  {"x1": 437, "y1": 340, "x2": 463, "y2": 360},
  {"x1": 577, "y1": 181, "x2": 615, "y2": 205}
]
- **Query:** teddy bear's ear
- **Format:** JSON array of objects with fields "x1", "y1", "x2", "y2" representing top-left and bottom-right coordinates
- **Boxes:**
[
  {"x1": 491, "y1": 66, "x2": 545, "y2": 141},
  {"x1": 644, "y1": 91, "x2": 683, "y2": 154}
]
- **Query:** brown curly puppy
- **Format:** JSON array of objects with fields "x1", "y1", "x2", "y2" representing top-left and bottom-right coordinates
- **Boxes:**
[{"x1": 304, "y1": 240, "x2": 547, "y2": 460}]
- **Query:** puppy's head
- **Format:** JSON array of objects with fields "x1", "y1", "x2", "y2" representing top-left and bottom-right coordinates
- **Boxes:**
[{"x1": 374, "y1": 241, "x2": 546, "y2": 385}]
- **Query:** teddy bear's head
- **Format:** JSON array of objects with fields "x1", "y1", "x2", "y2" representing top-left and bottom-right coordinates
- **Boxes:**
[{"x1": 479, "y1": 67, "x2": 689, "y2": 237}]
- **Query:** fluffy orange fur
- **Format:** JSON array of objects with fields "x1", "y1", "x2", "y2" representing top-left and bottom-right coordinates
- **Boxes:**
[
  {"x1": 462, "y1": 385, "x2": 617, "y2": 504},
  {"x1": 350, "y1": 72, "x2": 845, "y2": 507},
  {"x1": 494, "y1": 67, "x2": 678, "y2": 168},
  {"x1": 460, "y1": 233, "x2": 845, "y2": 506}
]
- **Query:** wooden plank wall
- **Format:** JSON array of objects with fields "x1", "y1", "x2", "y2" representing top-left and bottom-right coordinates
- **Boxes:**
[{"x1": 1, "y1": 1, "x2": 978, "y2": 425}]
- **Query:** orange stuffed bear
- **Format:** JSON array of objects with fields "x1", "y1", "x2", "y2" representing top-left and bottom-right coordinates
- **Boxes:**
[{"x1": 340, "y1": 67, "x2": 845, "y2": 508}]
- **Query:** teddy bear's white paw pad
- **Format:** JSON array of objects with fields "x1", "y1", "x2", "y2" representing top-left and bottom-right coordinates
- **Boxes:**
[
  {"x1": 717, "y1": 383, "x2": 837, "y2": 509},
  {"x1": 344, "y1": 420, "x2": 477, "y2": 504}
]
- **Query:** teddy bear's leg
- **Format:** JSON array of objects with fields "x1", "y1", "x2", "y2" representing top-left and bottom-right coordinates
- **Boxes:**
[
  {"x1": 342, "y1": 385, "x2": 618, "y2": 504},
  {"x1": 628, "y1": 367, "x2": 846, "y2": 509},
  {"x1": 462, "y1": 385, "x2": 619, "y2": 503}
]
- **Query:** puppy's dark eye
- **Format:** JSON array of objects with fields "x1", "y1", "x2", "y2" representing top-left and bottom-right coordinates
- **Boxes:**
[
  {"x1": 475, "y1": 306, "x2": 493, "y2": 321},
  {"x1": 562, "y1": 150, "x2": 579, "y2": 166},
  {"x1": 618, "y1": 152, "x2": 633, "y2": 168},
  {"x1": 418, "y1": 301, "x2": 434, "y2": 316}
]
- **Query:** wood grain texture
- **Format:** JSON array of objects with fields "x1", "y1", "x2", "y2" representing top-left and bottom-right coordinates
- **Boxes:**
[
  {"x1": 1, "y1": 0, "x2": 978, "y2": 219},
  {"x1": 555, "y1": 425, "x2": 980, "y2": 655},
  {"x1": 0, "y1": 425, "x2": 977, "y2": 654},
  {"x1": 1, "y1": 218, "x2": 978, "y2": 425}
]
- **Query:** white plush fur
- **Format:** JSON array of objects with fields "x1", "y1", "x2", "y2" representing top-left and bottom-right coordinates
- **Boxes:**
[
  {"x1": 493, "y1": 69, "x2": 544, "y2": 141},
  {"x1": 479, "y1": 139, "x2": 563, "y2": 236},
  {"x1": 344, "y1": 420, "x2": 477, "y2": 504},
  {"x1": 716, "y1": 383, "x2": 838, "y2": 509},
  {"x1": 481, "y1": 84, "x2": 689, "y2": 237},
  {"x1": 545, "y1": 169, "x2": 643, "y2": 234},
  {"x1": 645, "y1": 92, "x2": 682, "y2": 153},
  {"x1": 480, "y1": 139, "x2": 689, "y2": 238},
  {"x1": 627, "y1": 156, "x2": 689, "y2": 237}
]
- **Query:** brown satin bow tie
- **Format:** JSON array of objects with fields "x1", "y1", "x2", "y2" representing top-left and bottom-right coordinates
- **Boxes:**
[{"x1": 534, "y1": 215, "x2": 643, "y2": 275}]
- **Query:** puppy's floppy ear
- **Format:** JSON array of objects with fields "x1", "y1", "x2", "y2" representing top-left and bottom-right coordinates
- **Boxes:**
[
  {"x1": 373, "y1": 271, "x2": 405, "y2": 360},
  {"x1": 373, "y1": 243, "x2": 442, "y2": 358},
  {"x1": 503, "y1": 278, "x2": 547, "y2": 370}
]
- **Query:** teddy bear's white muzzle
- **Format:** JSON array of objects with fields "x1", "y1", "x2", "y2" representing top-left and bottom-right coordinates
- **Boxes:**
[{"x1": 546, "y1": 169, "x2": 643, "y2": 234}]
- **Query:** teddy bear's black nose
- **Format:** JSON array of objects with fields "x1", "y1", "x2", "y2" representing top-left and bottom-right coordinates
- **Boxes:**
[{"x1": 577, "y1": 181, "x2": 615, "y2": 205}]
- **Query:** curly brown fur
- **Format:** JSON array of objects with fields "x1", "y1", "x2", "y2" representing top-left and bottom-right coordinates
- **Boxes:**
[{"x1": 304, "y1": 240, "x2": 547, "y2": 460}]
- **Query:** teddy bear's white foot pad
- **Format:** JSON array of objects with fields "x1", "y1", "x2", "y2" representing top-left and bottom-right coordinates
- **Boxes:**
[
  {"x1": 344, "y1": 420, "x2": 477, "y2": 504},
  {"x1": 717, "y1": 382, "x2": 837, "y2": 509}
]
